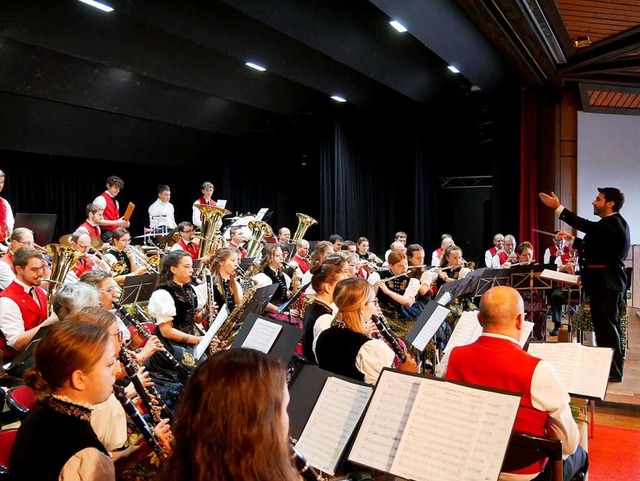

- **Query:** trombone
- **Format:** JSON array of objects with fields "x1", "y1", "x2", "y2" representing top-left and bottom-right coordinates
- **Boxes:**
[
  {"x1": 89, "y1": 248, "x2": 126, "y2": 276},
  {"x1": 126, "y1": 245, "x2": 160, "y2": 274}
]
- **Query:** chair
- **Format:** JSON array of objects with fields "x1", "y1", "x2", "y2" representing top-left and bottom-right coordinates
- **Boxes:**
[
  {"x1": 6, "y1": 385, "x2": 36, "y2": 420},
  {"x1": 503, "y1": 433, "x2": 563, "y2": 481},
  {"x1": 0, "y1": 428, "x2": 18, "y2": 478}
]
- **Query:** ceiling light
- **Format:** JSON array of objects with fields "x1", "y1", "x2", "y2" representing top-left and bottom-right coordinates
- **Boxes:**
[
  {"x1": 389, "y1": 21, "x2": 407, "y2": 33},
  {"x1": 331, "y1": 95, "x2": 347, "y2": 103},
  {"x1": 245, "y1": 62, "x2": 266, "y2": 72},
  {"x1": 447, "y1": 65, "x2": 460, "y2": 74},
  {"x1": 77, "y1": 0, "x2": 114, "y2": 12}
]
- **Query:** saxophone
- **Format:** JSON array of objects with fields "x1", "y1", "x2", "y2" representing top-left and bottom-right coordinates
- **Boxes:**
[{"x1": 214, "y1": 285, "x2": 257, "y2": 349}]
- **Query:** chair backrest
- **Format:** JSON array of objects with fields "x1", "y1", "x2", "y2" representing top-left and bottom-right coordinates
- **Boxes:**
[
  {"x1": 502, "y1": 432, "x2": 563, "y2": 481},
  {"x1": 0, "y1": 428, "x2": 18, "y2": 470},
  {"x1": 6, "y1": 385, "x2": 36, "y2": 417}
]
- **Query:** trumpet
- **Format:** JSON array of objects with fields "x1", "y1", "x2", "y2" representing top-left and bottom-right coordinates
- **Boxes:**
[{"x1": 127, "y1": 245, "x2": 159, "y2": 274}]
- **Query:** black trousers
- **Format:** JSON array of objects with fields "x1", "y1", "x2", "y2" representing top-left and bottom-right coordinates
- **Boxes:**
[{"x1": 588, "y1": 288, "x2": 625, "y2": 378}]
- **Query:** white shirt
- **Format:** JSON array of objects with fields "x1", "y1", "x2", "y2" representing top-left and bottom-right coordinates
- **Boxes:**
[
  {"x1": 367, "y1": 272, "x2": 420, "y2": 305},
  {"x1": 148, "y1": 199, "x2": 176, "y2": 229},
  {"x1": 0, "y1": 257, "x2": 16, "y2": 289},
  {"x1": 0, "y1": 279, "x2": 45, "y2": 348},
  {"x1": 485, "y1": 249, "x2": 494, "y2": 268},
  {"x1": 440, "y1": 333, "x2": 580, "y2": 481},
  {"x1": 1, "y1": 197, "x2": 14, "y2": 236},
  {"x1": 147, "y1": 283, "x2": 207, "y2": 324},
  {"x1": 92, "y1": 192, "x2": 119, "y2": 212},
  {"x1": 91, "y1": 393, "x2": 128, "y2": 451},
  {"x1": 252, "y1": 271, "x2": 292, "y2": 290},
  {"x1": 59, "y1": 446, "x2": 115, "y2": 481},
  {"x1": 430, "y1": 249, "x2": 441, "y2": 267}
]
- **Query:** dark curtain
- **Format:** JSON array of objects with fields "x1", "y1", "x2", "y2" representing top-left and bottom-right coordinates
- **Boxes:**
[{"x1": 518, "y1": 88, "x2": 539, "y2": 255}]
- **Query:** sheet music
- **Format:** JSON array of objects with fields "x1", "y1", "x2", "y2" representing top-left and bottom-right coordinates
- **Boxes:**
[
  {"x1": 540, "y1": 269, "x2": 580, "y2": 285},
  {"x1": 391, "y1": 381, "x2": 520, "y2": 481},
  {"x1": 411, "y1": 304, "x2": 450, "y2": 351},
  {"x1": 443, "y1": 311, "x2": 482, "y2": 353},
  {"x1": 255, "y1": 207, "x2": 269, "y2": 221},
  {"x1": 296, "y1": 377, "x2": 372, "y2": 475},
  {"x1": 216, "y1": 199, "x2": 227, "y2": 208},
  {"x1": 194, "y1": 304, "x2": 229, "y2": 359},
  {"x1": 241, "y1": 318, "x2": 282, "y2": 353},
  {"x1": 519, "y1": 320, "x2": 535, "y2": 348},
  {"x1": 348, "y1": 370, "x2": 421, "y2": 472},
  {"x1": 437, "y1": 291, "x2": 452, "y2": 306},
  {"x1": 527, "y1": 343, "x2": 613, "y2": 399}
]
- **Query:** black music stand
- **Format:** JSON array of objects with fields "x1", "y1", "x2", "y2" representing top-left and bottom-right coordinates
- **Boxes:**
[
  {"x1": 230, "y1": 313, "x2": 303, "y2": 365},
  {"x1": 434, "y1": 267, "x2": 485, "y2": 306},
  {"x1": 5, "y1": 325, "x2": 52, "y2": 378},
  {"x1": 474, "y1": 268, "x2": 510, "y2": 298},
  {"x1": 510, "y1": 264, "x2": 553, "y2": 342},
  {"x1": 119, "y1": 273, "x2": 158, "y2": 305},
  {"x1": 238, "y1": 284, "x2": 278, "y2": 323},
  {"x1": 240, "y1": 257, "x2": 256, "y2": 271}
]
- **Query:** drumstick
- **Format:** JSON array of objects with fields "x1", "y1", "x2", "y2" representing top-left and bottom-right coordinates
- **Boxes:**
[{"x1": 532, "y1": 228, "x2": 556, "y2": 237}]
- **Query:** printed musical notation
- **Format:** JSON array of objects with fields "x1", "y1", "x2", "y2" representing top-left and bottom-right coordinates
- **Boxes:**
[
  {"x1": 527, "y1": 343, "x2": 613, "y2": 399},
  {"x1": 241, "y1": 318, "x2": 282, "y2": 353},
  {"x1": 411, "y1": 304, "x2": 450, "y2": 351},
  {"x1": 349, "y1": 370, "x2": 520, "y2": 481},
  {"x1": 295, "y1": 377, "x2": 372, "y2": 475}
]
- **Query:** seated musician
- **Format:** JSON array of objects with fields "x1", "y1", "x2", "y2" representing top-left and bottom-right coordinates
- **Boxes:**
[
  {"x1": 288, "y1": 238, "x2": 311, "y2": 276},
  {"x1": 227, "y1": 226, "x2": 248, "y2": 258},
  {"x1": 367, "y1": 251, "x2": 422, "y2": 337},
  {"x1": 406, "y1": 243, "x2": 437, "y2": 304},
  {"x1": 252, "y1": 244, "x2": 299, "y2": 322},
  {"x1": 210, "y1": 247, "x2": 243, "y2": 313},
  {"x1": 75, "y1": 203, "x2": 104, "y2": 241},
  {"x1": 169, "y1": 221, "x2": 200, "y2": 261},
  {"x1": 492, "y1": 234, "x2": 520, "y2": 268},
  {"x1": 484, "y1": 233, "x2": 504, "y2": 268},
  {"x1": 300, "y1": 240, "x2": 333, "y2": 288},
  {"x1": 65, "y1": 232, "x2": 110, "y2": 283},
  {"x1": 444, "y1": 286, "x2": 588, "y2": 481},
  {"x1": 315, "y1": 278, "x2": 417, "y2": 385},
  {"x1": 430, "y1": 234, "x2": 454, "y2": 267},
  {"x1": 104, "y1": 227, "x2": 147, "y2": 284},
  {"x1": 513, "y1": 242, "x2": 548, "y2": 341}
]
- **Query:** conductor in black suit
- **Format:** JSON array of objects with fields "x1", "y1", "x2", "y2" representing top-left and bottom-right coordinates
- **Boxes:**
[{"x1": 540, "y1": 188, "x2": 630, "y2": 382}]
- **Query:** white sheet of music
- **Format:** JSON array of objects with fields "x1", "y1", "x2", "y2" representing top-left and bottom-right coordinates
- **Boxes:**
[
  {"x1": 540, "y1": 269, "x2": 580, "y2": 285},
  {"x1": 241, "y1": 318, "x2": 282, "y2": 353},
  {"x1": 411, "y1": 304, "x2": 451, "y2": 351},
  {"x1": 194, "y1": 304, "x2": 229, "y2": 360},
  {"x1": 443, "y1": 310, "x2": 482, "y2": 353},
  {"x1": 519, "y1": 320, "x2": 535, "y2": 348},
  {"x1": 392, "y1": 380, "x2": 520, "y2": 481},
  {"x1": 437, "y1": 291, "x2": 452, "y2": 306},
  {"x1": 348, "y1": 370, "x2": 422, "y2": 473},
  {"x1": 526, "y1": 343, "x2": 613, "y2": 399},
  {"x1": 295, "y1": 377, "x2": 372, "y2": 475}
]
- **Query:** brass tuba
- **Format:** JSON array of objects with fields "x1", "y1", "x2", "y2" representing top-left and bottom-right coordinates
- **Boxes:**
[
  {"x1": 44, "y1": 244, "x2": 86, "y2": 314},
  {"x1": 244, "y1": 220, "x2": 273, "y2": 258},
  {"x1": 194, "y1": 204, "x2": 231, "y2": 275},
  {"x1": 292, "y1": 213, "x2": 318, "y2": 243}
]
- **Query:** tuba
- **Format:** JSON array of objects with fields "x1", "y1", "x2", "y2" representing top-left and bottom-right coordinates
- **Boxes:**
[
  {"x1": 43, "y1": 244, "x2": 85, "y2": 314},
  {"x1": 292, "y1": 213, "x2": 318, "y2": 243},
  {"x1": 195, "y1": 204, "x2": 231, "y2": 275},
  {"x1": 244, "y1": 220, "x2": 273, "y2": 258}
]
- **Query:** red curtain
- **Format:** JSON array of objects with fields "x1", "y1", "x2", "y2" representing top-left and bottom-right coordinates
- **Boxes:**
[{"x1": 519, "y1": 88, "x2": 539, "y2": 256}]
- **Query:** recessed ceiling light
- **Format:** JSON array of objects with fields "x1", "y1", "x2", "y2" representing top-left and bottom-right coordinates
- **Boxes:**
[
  {"x1": 245, "y1": 62, "x2": 266, "y2": 72},
  {"x1": 447, "y1": 65, "x2": 460, "y2": 74},
  {"x1": 77, "y1": 0, "x2": 114, "y2": 12},
  {"x1": 389, "y1": 20, "x2": 407, "y2": 33},
  {"x1": 331, "y1": 95, "x2": 347, "y2": 103}
]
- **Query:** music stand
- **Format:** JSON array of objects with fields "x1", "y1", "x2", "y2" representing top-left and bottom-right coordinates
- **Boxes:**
[
  {"x1": 14, "y1": 213, "x2": 57, "y2": 245},
  {"x1": 4, "y1": 325, "x2": 52, "y2": 377},
  {"x1": 240, "y1": 257, "x2": 256, "y2": 271},
  {"x1": 474, "y1": 268, "x2": 510, "y2": 298},
  {"x1": 510, "y1": 264, "x2": 553, "y2": 341},
  {"x1": 119, "y1": 273, "x2": 158, "y2": 305},
  {"x1": 238, "y1": 284, "x2": 278, "y2": 323}
]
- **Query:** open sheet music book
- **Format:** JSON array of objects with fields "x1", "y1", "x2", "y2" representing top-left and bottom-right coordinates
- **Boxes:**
[
  {"x1": 526, "y1": 343, "x2": 613, "y2": 399},
  {"x1": 348, "y1": 369, "x2": 521, "y2": 481},
  {"x1": 540, "y1": 269, "x2": 580, "y2": 286},
  {"x1": 444, "y1": 311, "x2": 534, "y2": 353},
  {"x1": 295, "y1": 377, "x2": 373, "y2": 475}
]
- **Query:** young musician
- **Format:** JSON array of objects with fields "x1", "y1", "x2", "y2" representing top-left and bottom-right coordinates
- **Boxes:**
[
  {"x1": 104, "y1": 227, "x2": 147, "y2": 283},
  {"x1": 92, "y1": 175, "x2": 130, "y2": 242},
  {"x1": 209, "y1": 247, "x2": 243, "y2": 313},
  {"x1": 191, "y1": 181, "x2": 216, "y2": 229},
  {"x1": 514, "y1": 242, "x2": 548, "y2": 341},
  {"x1": 160, "y1": 349, "x2": 299, "y2": 481},
  {"x1": 169, "y1": 221, "x2": 200, "y2": 260},
  {"x1": 148, "y1": 184, "x2": 177, "y2": 231},
  {"x1": 315, "y1": 278, "x2": 417, "y2": 385},
  {"x1": 227, "y1": 226, "x2": 248, "y2": 258},
  {"x1": 76, "y1": 203, "x2": 104, "y2": 241},
  {"x1": 252, "y1": 244, "x2": 294, "y2": 318}
]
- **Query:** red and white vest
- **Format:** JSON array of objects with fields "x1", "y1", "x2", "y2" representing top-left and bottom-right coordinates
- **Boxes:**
[{"x1": 0, "y1": 281, "x2": 48, "y2": 358}]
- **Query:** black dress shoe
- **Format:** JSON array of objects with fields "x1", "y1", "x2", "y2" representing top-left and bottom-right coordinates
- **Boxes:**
[{"x1": 549, "y1": 328, "x2": 559, "y2": 337}]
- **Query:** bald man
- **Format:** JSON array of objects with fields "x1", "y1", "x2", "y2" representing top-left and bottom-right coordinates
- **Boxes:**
[{"x1": 444, "y1": 286, "x2": 587, "y2": 481}]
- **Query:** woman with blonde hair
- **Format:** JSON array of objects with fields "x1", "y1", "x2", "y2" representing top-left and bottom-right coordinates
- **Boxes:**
[
  {"x1": 209, "y1": 246, "x2": 243, "y2": 312},
  {"x1": 315, "y1": 278, "x2": 417, "y2": 384},
  {"x1": 160, "y1": 349, "x2": 299, "y2": 481}
]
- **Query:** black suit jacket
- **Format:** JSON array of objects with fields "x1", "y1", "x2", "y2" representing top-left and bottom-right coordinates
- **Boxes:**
[{"x1": 559, "y1": 208, "x2": 630, "y2": 293}]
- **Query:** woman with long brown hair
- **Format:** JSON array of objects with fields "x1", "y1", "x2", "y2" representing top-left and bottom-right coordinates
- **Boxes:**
[
  {"x1": 160, "y1": 349, "x2": 298, "y2": 481},
  {"x1": 209, "y1": 246, "x2": 243, "y2": 313}
]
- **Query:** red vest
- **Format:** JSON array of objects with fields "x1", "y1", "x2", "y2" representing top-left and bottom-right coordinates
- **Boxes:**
[
  {"x1": 80, "y1": 221, "x2": 101, "y2": 239},
  {"x1": 177, "y1": 239, "x2": 200, "y2": 260},
  {"x1": 291, "y1": 254, "x2": 310, "y2": 274},
  {"x1": 549, "y1": 245, "x2": 571, "y2": 265},
  {"x1": 496, "y1": 250, "x2": 519, "y2": 266},
  {"x1": 445, "y1": 336, "x2": 548, "y2": 475},
  {"x1": 196, "y1": 196, "x2": 216, "y2": 207},
  {"x1": 0, "y1": 281, "x2": 48, "y2": 358},
  {"x1": 489, "y1": 246, "x2": 498, "y2": 257},
  {"x1": 229, "y1": 242, "x2": 247, "y2": 259},
  {"x1": 100, "y1": 192, "x2": 120, "y2": 232},
  {"x1": 72, "y1": 258, "x2": 94, "y2": 278}
]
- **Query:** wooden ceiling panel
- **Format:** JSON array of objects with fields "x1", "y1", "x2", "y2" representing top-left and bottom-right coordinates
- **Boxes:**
[{"x1": 557, "y1": 0, "x2": 640, "y2": 43}]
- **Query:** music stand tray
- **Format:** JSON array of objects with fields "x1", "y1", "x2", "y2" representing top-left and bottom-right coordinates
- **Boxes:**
[
  {"x1": 119, "y1": 273, "x2": 158, "y2": 305},
  {"x1": 510, "y1": 264, "x2": 553, "y2": 290}
]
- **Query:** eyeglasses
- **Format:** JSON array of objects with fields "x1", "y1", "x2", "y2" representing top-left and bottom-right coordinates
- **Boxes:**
[
  {"x1": 112, "y1": 331, "x2": 124, "y2": 342},
  {"x1": 101, "y1": 286, "x2": 121, "y2": 294},
  {"x1": 367, "y1": 299, "x2": 379, "y2": 306}
]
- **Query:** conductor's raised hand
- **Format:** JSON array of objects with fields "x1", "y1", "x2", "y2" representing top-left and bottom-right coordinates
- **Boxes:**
[{"x1": 539, "y1": 192, "x2": 560, "y2": 209}]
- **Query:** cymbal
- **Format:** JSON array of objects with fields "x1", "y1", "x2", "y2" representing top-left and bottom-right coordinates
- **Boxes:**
[
  {"x1": 58, "y1": 234, "x2": 103, "y2": 249},
  {"x1": 91, "y1": 237, "x2": 104, "y2": 249}
]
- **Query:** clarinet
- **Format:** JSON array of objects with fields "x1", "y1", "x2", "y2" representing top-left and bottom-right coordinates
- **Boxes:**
[
  {"x1": 290, "y1": 443, "x2": 324, "y2": 481},
  {"x1": 114, "y1": 302, "x2": 190, "y2": 382},
  {"x1": 113, "y1": 385, "x2": 167, "y2": 458},
  {"x1": 371, "y1": 314, "x2": 407, "y2": 363},
  {"x1": 119, "y1": 348, "x2": 173, "y2": 423}
]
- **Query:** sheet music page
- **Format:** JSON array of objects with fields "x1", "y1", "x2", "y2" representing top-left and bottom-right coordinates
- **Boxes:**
[
  {"x1": 391, "y1": 380, "x2": 520, "y2": 481},
  {"x1": 437, "y1": 291, "x2": 452, "y2": 306},
  {"x1": 540, "y1": 269, "x2": 580, "y2": 285},
  {"x1": 348, "y1": 370, "x2": 421, "y2": 472},
  {"x1": 443, "y1": 311, "x2": 482, "y2": 353},
  {"x1": 194, "y1": 304, "x2": 229, "y2": 359},
  {"x1": 519, "y1": 320, "x2": 535, "y2": 348},
  {"x1": 241, "y1": 318, "x2": 282, "y2": 353},
  {"x1": 295, "y1": 377, "x2": 372, "y2": 475},
  {"x1": 411, "y1": 304, "x2": 450, "y2": 351},
  {"x1": 527, "y1": 343, "x2": 612, "y2": 399}
]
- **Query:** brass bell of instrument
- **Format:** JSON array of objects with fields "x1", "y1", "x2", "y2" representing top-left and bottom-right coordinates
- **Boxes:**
[{"x1": 292, "y1": 213, "x2": 318, "y2": 243}]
